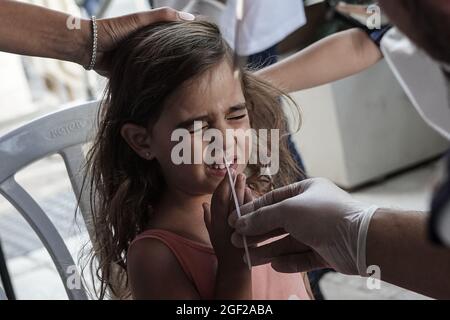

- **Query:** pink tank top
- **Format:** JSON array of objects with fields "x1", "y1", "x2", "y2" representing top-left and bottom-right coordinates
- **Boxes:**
[{"x1": 130, "y1": 229, "x2": 311, "y2": 300}]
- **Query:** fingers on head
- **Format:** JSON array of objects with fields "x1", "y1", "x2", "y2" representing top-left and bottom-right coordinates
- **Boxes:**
[
  {"x1": 152, "y1": 7, "x2": 179, "y2": 21},
  {"x1": 135, "y1": 7, "x2": 178, "y2": 26},
  {"x1": 139, "y1": 7, "x2": 196, "y2": 25}
]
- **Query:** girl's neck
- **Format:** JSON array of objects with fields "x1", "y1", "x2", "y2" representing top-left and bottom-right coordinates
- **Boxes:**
[{"x1": 149, "y1": 187, "x2": 213, "y2": 246}]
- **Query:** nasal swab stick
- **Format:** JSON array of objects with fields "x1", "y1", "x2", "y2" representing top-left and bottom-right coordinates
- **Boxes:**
[
  {"x1": 236, "y1": 0, "x2": 244, "y2": 20},
  {"x1": 233, "y1": 0, "x2": 245, "y2": 80},
  {"x1": 224, "y1": 157, "x2": 252, "y2": 270}
]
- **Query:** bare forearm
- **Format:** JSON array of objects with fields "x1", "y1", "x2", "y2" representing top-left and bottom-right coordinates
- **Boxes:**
[
  {"x1": 256, "y1": 28, "x2": 382, "y2": 93},
  {"x1": 214, "y1": 261, "x2": 252, "y2": 300},
  {"x1": 0, "y1": 0, "x2": 90, "y2": 65},
  {"x1": 367, "y1": 209, "x2": 450, "y2": 299}
]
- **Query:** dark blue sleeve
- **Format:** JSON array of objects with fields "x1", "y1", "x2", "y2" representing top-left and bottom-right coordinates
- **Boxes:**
[
  {"x1": 430, "y1": 151, "x2": 450, "y2": 247},
  {"x1": 364, "y1": 25, "x2": 392, "y2": 47}
]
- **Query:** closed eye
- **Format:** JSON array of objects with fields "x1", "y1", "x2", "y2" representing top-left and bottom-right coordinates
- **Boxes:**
[{"x1": 227, "y1": 114, "x2": 248, "y2": 121}]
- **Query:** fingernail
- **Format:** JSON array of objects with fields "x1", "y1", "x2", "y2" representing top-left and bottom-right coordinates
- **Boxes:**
[
  {"x1": 178, "y1": 11, "x2": 195, "y2": 21},
  {"x1": 239, "y1": 173, "x2": 246, "y2": 182}
]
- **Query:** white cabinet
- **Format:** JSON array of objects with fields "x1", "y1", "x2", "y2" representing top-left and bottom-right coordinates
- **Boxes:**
[{"x1": 289, "y1": 60, "x2": 449, "y2": 189}]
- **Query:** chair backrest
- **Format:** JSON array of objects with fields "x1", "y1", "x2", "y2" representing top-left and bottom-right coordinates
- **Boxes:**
[
  {"x1": 0, "y1": 100, "x2": 100, "y2": 300},
  {"x1": 0, "y1": 285, "x2": 5, "y2": 300}
]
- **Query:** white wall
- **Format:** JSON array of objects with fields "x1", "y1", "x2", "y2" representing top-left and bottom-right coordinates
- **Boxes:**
[{"x1": 0, "y1": 53, "x2": 36, "y2": 123}]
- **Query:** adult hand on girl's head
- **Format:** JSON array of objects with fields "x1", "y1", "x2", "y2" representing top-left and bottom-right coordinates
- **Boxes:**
[
  {"x1": 87, "y1": 7, "x2": 195, "y2": 76},
  {"x1": 203, "y1": 171, "x2": 249, "y2": 266}
]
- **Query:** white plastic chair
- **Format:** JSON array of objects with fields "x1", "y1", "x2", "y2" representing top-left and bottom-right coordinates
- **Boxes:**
[
  {"x1": 0, "y1": 100, "x2": 100, "y2": 300},
  {"x1": 0, "y1": 285, "x2": 6, "y2": 300}
]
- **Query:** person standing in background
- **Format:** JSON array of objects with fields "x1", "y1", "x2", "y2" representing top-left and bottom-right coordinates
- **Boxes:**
[{"x1": 220, "y1": 0, "x2": 307, "y2": 69}]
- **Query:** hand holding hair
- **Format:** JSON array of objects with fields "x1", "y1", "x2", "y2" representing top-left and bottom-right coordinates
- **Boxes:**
[{"x1": 0, "y1": 1, "x2": 195, "y2": 76}]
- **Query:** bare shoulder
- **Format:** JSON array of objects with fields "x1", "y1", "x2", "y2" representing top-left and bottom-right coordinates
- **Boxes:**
[
  {"x1": 128, "y1": 237, "x2": 176, "y2": 268},
  {"x1": 127, "y1": 237, "x2": 200, "y2": 299}
]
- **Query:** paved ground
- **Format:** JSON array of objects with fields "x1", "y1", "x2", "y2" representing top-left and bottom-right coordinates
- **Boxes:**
[{"x1": 0, "y1": 153, "x2": 436, "y2": 299}]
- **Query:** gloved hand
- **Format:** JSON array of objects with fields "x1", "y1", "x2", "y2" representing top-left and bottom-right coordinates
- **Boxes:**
[{"x1": 229, "y1": 178, "x2": 379, "y2": 276}]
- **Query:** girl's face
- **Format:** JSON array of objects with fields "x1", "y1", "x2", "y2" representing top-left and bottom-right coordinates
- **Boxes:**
[{"x1": 150, "y1": 60, "x2": 251, "y2": 196}]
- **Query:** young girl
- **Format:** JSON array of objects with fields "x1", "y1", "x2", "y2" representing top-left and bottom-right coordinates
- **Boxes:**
[{"x1": 84, "y1": 20, "x2": 311, "y2": 299}]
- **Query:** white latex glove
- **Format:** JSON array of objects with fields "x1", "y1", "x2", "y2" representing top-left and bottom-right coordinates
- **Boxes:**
[{"x1": 229, "y1": 178, "x2": 378, "y2": 276}]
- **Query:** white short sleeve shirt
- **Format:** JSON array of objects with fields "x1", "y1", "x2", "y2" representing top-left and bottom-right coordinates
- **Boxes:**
[{"x1": 220, "y1": 0, "x2": 306, "y2": 56}]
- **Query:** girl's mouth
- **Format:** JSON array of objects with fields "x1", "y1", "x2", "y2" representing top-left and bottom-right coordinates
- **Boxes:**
[{"x1": 205, "y1": 157, "x2": 238, "y2": 177}]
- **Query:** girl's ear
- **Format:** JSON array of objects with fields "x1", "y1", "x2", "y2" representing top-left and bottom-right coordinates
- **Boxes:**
[{"x1": 120, "y1": 123, "x2": 155, "y2": 160}]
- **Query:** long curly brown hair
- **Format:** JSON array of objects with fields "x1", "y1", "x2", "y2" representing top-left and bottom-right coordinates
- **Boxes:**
[{"x1": 81, "y1": 20, "x2": 304, "y2": 299}]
